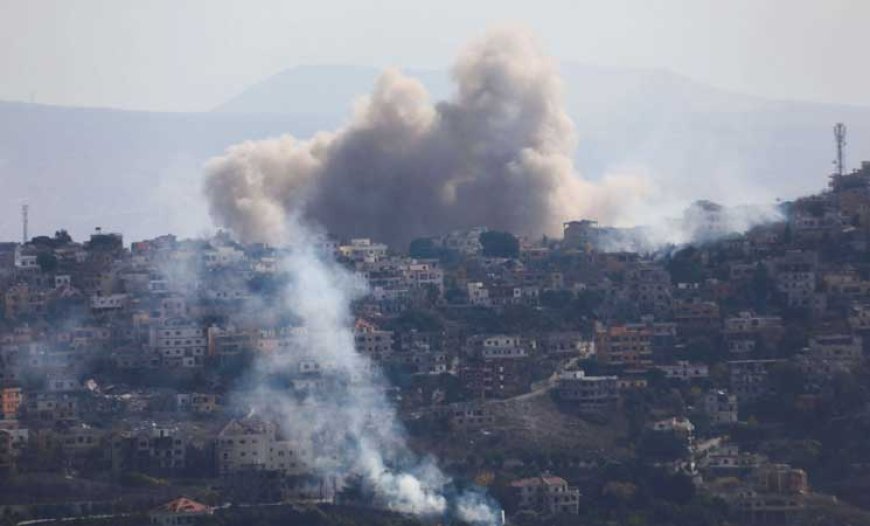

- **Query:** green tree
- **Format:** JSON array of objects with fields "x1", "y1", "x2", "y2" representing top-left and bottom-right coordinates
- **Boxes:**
[
  {"x1": 479, "y1": 230, "x2": 519, "y2": 258},
  {"x1": 36, "y1": 252, "x2": 58, "y2": 272},
  {"x1": 409, "y1": 237, "x2": 438, "y2": 258}
]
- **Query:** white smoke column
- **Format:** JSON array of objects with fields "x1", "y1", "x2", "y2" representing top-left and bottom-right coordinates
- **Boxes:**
[
  {"x1": 203, "y1": 27, "x2": 650, "y2": 248},
  {"x1": 232, "y1": 216, "x2": 499, "y2": 524}
]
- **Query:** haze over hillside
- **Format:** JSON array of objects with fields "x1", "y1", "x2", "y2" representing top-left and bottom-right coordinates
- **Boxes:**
[{"x1": 2, "y1": 62, "x2": 870, "y2": 243}]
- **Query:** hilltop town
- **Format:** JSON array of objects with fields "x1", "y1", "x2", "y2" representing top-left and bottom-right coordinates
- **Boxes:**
[{"x1": 3, "y1": 160, "x2": 870, "y2": 526}]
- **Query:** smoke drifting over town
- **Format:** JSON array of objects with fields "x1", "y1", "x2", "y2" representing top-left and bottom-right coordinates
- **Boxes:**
[
  {"x1": 199, "y1": 27, "x2": 780, "y2": 526},
  {"x1": 204, "y1": 27, "x2": 648, "y2": 247},
  {"x1": 231, "y1": 219, "x2": 499, "y2": 523}
]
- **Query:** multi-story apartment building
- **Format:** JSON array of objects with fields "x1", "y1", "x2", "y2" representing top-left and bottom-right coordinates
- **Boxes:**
[
  {"x1": 595, "y1": 323, "x2": 653, "y2": 370},
  {"x1": 353, "y1": 319, "x2": 394, "y2": 361},
  {"x1": 555, "y1": 371, "x2": 619, "y2": 412},
  {"x1": 216, "y1": 417, "x2": 308, "y2": 477},
  {"x1": 704, "y1": 389, "x2": 738, "y2": 425},
  {"x1": 729, "y1": 360, "x2": 785, "y2": 401},
  {"x1": 151, "y1": 319, "x2": 207, "y2": 368},
  {"x1": 510, "y1": 474, "x2": 580, "y2": 515}
]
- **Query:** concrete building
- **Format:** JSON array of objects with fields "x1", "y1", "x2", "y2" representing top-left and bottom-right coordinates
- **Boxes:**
[
  {"x1": 480, "y1": 335, "x2": 528, "y2": 360},
  {"x1": 90, "y1": 293, "x2": 128, "y2": 312},
  {"x1": 595, "y1": 323, "x2": 653, "y2": 370},
  {"x1": 467, "y1": 282, "x2": 491, "y2": 307},
  {"x1": 555, "y1": 370, "x2": 619, "y2": 412},
  {"x1": 657, "y1": 361, "x2": 709, "y2": 381},
  {"x1": 808, "y1": 334, "x2": 862, "y2": 371},
  {"x1": 729, "y1": 360, "x2": 785, "y2": 401},
  {"x1": 175, "y1": 393, "x2": 219, "y2": 415},
  {"x1": 216, "y1": 417, "x2": 308, "y2": 476},
  {"x1": 339, "y1": 238, "x2": 387, "y2": 263},
  {"x1": 737, "y1": 464, "x2": 809, "y2": 525},
  {"x1": 626, "y1": 263, "x2": 673, "y2": 316},
  {"x1": 128, "y1": 426, "x2": 188, "y2": 472},
  {"x1": 151, "y1": 319, "x2": 207, "y2": 368},
  {"x1": 353, "y1": 319, "x2": 394, "y2": 361},
  {"x1": 0, "y1": 421, "x2": 28, "y2": 472},
  {"x1": 510, "y1": 474, "x2": 580, "y2": 515},
  {"x1": 704, "y1": 389, "x2": 739, "y2": 425},
  {"x1": 673, "y1": 301, "x2": 721, "y2": 336},
  {"x1": 562, "y1": 220, "x2": 599, "y2": 251},
  {"x1": 449, "y1": 403, "x2": 496, "y2": 432},
  {"x1": 1, "y1": 387, "x2": 22, "y2": 419},
  {"x1": 439, "y1": 227, "x2": 487, "y2": 255}
]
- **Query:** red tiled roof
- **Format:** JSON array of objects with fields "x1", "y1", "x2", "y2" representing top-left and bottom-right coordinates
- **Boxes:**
[{"x1": 154, "y1": 497, "x2": 210, "y2": 514}]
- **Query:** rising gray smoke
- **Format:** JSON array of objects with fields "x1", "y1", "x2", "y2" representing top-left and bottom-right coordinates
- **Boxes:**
[
  {"x1": 202, "y1": 27, "x2": 646, "y2": 524},
  {"x1": 203, "y1": 27, "x2": 646, "y2": 247},
  {"x1": 230, "y1": 217, "x2": 500, "y2": 524}
]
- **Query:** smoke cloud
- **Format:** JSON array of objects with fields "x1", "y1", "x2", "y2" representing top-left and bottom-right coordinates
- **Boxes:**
[
  {"x1": 230, "y1": 218, "x2": 500, "y2": 523},
  {"x1": 204, "y1": 27, "x2": 647, "y2": 247},
  {"x1": 201, "y1": 27, "x2": 671, "y2": 525}
]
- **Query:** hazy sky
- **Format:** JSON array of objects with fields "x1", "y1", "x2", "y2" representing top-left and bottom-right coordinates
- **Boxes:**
[{"x1": 1, "y1": 0, "x2": 868, "y2": 111}]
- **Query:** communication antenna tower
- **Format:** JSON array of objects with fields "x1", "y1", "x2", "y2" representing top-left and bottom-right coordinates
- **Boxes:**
[
  {"x1": 21, "y1": 204, "x2": 29, "y2": 243},
  {"x1": 834, "y1": 123, "x2": 847, "y2": 176}
]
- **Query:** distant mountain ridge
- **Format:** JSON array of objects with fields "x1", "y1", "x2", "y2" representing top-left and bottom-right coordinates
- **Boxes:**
[
  {"x1": 211, "y1": 61, "x2": 870, "y2": 204},
  {"x1": 214, "y1": 64, "x2": 450, "y2": 116},
  {"x1": 2, "y1": 62, "x2": 870, "y2": 243}
]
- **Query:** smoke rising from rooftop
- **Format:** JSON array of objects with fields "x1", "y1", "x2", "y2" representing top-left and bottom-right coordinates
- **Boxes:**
[{"x1": 204, "y1": 27, "x2": 647, "y2": 247}]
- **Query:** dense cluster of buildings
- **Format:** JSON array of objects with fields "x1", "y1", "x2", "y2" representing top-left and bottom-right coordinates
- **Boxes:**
[{"x1": 1, "y1": 161, "x2": 870, "y2": 524}]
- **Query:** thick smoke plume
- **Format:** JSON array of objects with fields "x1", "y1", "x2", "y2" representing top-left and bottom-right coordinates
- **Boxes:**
[
  {"x1": 204, "y1": 27, "x2": 646, "y2": 247},
  {"x1": 226, "y1": 217, "x2": 499, "y2": 523}
]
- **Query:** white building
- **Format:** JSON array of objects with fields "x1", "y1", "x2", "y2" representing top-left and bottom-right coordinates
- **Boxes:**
[
  {"x1": 467, "y1": 282, "x2": 490, "y2": 307},
  {"x1": 339, "y1": 238, "x2": 388, "y2": 263},
  {"x1": 480, "y1": 335, "x2": 527, "y2": 359},
  {"x1": 401, "y1": 260, "x2": 444, "y2": 293},
  {"x1": 13, "y1": 246, "x2": 38, "y2": 269},
  {"x1": 90, "y1": 293, "x2": 128, "y2": 311},
  {"x1": 151, "y1": 319, "x2": 208, "y2": 368},
  {"x1": 724, "y1": 312, "x2": 783, "y2": 334},
  {"x1": 650, "y1": 417, "x2": 695, "y2": 438},
  {"x1": 657, "y1": 361, "x2": 709, "y2": 381}
]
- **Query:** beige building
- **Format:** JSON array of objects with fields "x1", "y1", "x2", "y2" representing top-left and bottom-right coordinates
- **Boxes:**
[
  {"x1": 595, "y1": 323, "x2": 653, "y2": 370},
  {"x1": 216, "y1": 417, "x2": 309, "y2": 476},
  {"x1": 510, "y1": 474, "x2": 580, "y2": 515}
]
